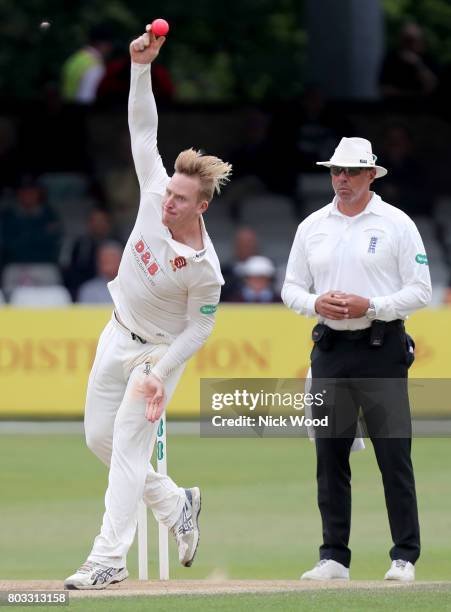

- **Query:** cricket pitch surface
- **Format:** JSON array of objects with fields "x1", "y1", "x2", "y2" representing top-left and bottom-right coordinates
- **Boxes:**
[{"x1": 1, "y1": 579, "x2": 449, "y2": 598}]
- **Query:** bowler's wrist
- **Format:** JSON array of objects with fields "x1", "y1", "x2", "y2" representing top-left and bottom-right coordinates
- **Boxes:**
[{"x1": 131, "y1": 61, "x2": 151, "y2": 69}]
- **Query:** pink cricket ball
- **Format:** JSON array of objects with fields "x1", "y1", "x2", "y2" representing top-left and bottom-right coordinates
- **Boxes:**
[{"x1": 152, "y1": 18, "x2": 169, "y2": 37}]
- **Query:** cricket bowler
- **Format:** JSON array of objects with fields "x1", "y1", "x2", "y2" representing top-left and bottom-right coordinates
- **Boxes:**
[{"x1": 64, "y1": 25, "x2": 232, "y2": 590}]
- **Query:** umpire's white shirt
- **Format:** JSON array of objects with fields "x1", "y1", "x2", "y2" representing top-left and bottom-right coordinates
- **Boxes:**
[
  {"x1": 108, "y1": 63, "x2": 224, "y2": 380},
  {"x1": 282, "y1": 194, "x2": 432, "y2": 330}
]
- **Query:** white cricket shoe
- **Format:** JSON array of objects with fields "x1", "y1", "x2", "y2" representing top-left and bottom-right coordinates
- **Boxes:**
[
  {"x1": 301, "y1": 559, "x2": 350, "y2": 580},
  {"x1": 64, "y1": 561, "x2": 128, "y2": 590},
  {"x1": 171, "y1": 487, "x2": 201, "y2": 567},
  {"x1": 384, "y1": 559, "x2": 415, "y2": 581}
]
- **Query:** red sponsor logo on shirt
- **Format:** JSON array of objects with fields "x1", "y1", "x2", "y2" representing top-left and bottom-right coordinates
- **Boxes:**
[
  {"x1": 134, "y1": 239, "x2": 159, "y2": 276},
  {"x1": 170, "y1": 256, "x2": 187, "y2": 272}
]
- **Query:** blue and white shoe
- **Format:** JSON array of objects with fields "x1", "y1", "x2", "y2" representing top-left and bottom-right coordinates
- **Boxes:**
[
  {"x1": 171, "y1": 487, "x2": 201, "y2": 567},
  {"x1": 64, "y1": 561, "x2": 128, "y2": 590}
]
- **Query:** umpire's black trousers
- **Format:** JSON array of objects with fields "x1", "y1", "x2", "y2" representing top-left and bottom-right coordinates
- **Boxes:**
[{"x1": 310, "y1": 321, "x2": 420, "y2": 568}]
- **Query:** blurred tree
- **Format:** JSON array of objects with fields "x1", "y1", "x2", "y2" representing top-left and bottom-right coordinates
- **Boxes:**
[
  {"x1": 0, "y1": 0, "x2": 137, "y2": 103},
  {"x1": 3, "y1": 0, "x2": 451, "y2": 104},
  {"x1": 382, "y1": 0, "x2": 451, "y2": 64},
  {"x1": 0, "y1": 0, "x2": 306, "y2": 103}
]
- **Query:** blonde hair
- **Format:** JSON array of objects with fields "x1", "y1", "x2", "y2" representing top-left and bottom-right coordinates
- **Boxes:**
[{"x1": 174, "y1": 148, "x2": 232, "y2": 202}]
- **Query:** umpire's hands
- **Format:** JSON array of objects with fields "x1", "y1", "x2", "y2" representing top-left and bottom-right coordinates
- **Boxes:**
[
  {"x1": 143, "y1": 374, "x2": 166, "y2": 422},
  {"x1": 130, "y1": 24, "x2": 166, "y2": 64},
  {"x1": 339, "y1": 293, "x2": 371, "y2": 318},
  {"x1": 315, "y1": 291, "x2": 370, "y2": 319},
  {"x1": 315, "y1": 291, "x2": 349, "y2": 320}
]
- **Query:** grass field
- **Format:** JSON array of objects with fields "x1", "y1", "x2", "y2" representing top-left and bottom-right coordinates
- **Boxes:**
[
  {"x1": 4, "y1": 589, "x2": 451, "y2": 612},
  {"x1": 1, "y1": 433, "x2": 450, "y2": 580},
  {"x1": 62, "y1": 588, "x2": 451, "y2": 612},
  {"x1": 1, "y1": 432, "x2": 450, "y2": 609}
]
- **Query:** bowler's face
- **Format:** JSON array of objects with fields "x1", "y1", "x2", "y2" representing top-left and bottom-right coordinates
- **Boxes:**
[
  {"x1": 332, "y1": 169, "x2": 376, "y2": 206},
  {"x1": 162, "y1": 173, "x2": 207, "y2": 229}
]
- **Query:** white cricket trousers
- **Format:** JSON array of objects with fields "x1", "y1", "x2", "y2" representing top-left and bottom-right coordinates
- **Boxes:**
[{"x1": 84, "y1": 314, "x2": 186, "y2": 568}]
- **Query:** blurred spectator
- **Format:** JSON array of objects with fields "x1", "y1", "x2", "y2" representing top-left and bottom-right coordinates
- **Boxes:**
[
  {"x1": 380, "y1": 22, "x2": 438, "y2": 99},
  {"x1": 226, "y1": 108, "x2": 298, "y2": 217},
  {"x1": 442, "y1": 284, "x2": 451, "y2": 306},
  {"x1": 100, "y1": 127, "x2": 141, "y2": 241},
  {"x1": 229, "y1": 108, "x2": 271, "y2": 184},
  {"x1": 229, "y1": 255, "x2": 281, "y2": 303},
  {"x1": 98, "y1": 47, "x2": 175, "y2": 106},
  {"x1": 296, "y1": 85, "x2": 341, "y2": 171},
  {"x1": 77, "y1": 241, "x2": 122, "y2": 304},
  {"x1": 377, "y1": 124, "x2": 427, "y2": 216},
  {"x1": 221, "y1": 227, "x2": 259, "y2": 301},
  {"x1": 61, "y1": 24, "x2": 114, "y2": 105},
  {"x1": 224, "y1": 109, "x2": 272, "y2": 218},
  {"x1": 0, "y1": 118, "x2": 20, "y2": 190},
  {"x1": 0, "y1": 176, "x2": 61, "y2": 267},
  {"x1": 64, "y1": 208, "x2": 118, "y2": 299},
  {"x1": 2, "y1": 263, "x2": 63, "y2": 301}
]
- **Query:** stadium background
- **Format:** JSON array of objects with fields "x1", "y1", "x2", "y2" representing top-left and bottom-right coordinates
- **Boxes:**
[{"x1": 1, "y1": 0, "x2": 451, "y2": 601}]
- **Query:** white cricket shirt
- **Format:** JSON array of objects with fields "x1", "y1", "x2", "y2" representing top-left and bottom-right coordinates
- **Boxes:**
[
  {"x1": 282, "y1": 194, "x2": 432, "y2": 330},
  {"x1": 108, "y1": 63, "x2": 224, "y2": 379}
]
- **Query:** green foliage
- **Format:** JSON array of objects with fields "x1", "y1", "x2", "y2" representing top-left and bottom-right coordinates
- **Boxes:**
[
  {"x1": 0, "y1": 0, "x2": 305, "y2": 102},
  {"x1": 3, "y1": 0, "x2": 451, "y2": 102},
  {"x1": 382, "y1": 0, "x2": 451, "y2": 64}
]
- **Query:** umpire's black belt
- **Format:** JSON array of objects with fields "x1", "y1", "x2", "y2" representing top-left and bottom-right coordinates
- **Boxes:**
[{"x1": 331, "y1": 319, "x2": 403, "y2": 340}]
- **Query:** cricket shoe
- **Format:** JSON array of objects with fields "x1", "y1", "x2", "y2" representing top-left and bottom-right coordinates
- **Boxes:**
[
  {"x1": 301, "y1": 559, "x2": 350, "y2": 580},
  {"x1": 171, "y1": 487, "x2": 201, "y2": 567},
  {"x1": 384, "y1": 559, "x2": 415, "y2": 582},
  {"x1": 64, "y1": 561, "x2": 129, "y2": 590}
]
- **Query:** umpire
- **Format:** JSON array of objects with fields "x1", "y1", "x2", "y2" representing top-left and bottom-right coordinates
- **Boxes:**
[{"x1": 282, "y1": 137, "x2": 431, "y2": 582}]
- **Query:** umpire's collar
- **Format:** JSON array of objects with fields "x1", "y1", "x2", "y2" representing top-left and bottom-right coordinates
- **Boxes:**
[{"x1": 329, "y1": 192, "x2": 384, "y2": 218}]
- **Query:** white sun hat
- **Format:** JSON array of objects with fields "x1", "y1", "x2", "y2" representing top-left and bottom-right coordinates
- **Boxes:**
[
  {"x1": 316, "y1": 137, "x2": 387, "y2": 178},
  {"x1": 240, "y1": 256, "x2": 275, "y2": 278}
]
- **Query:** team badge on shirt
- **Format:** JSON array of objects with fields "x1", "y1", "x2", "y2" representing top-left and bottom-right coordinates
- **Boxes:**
[
  {"x1": 170, "y1": 256, "x2": 187, "y2": 271},
  {"x1": 368, "y1": 236, "x2": 378, "y2": 253}
]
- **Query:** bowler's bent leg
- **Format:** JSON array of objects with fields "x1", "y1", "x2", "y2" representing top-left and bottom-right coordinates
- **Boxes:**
[
  {"x1": 87, "y1": 365, "x2": 185, "y2": 567},
  {"x1": 88, "y1": 366, "x2": 159, "y2": 567},
  {"x1": 85, "y1": 340, "x2": 186, "y2": 529}
]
